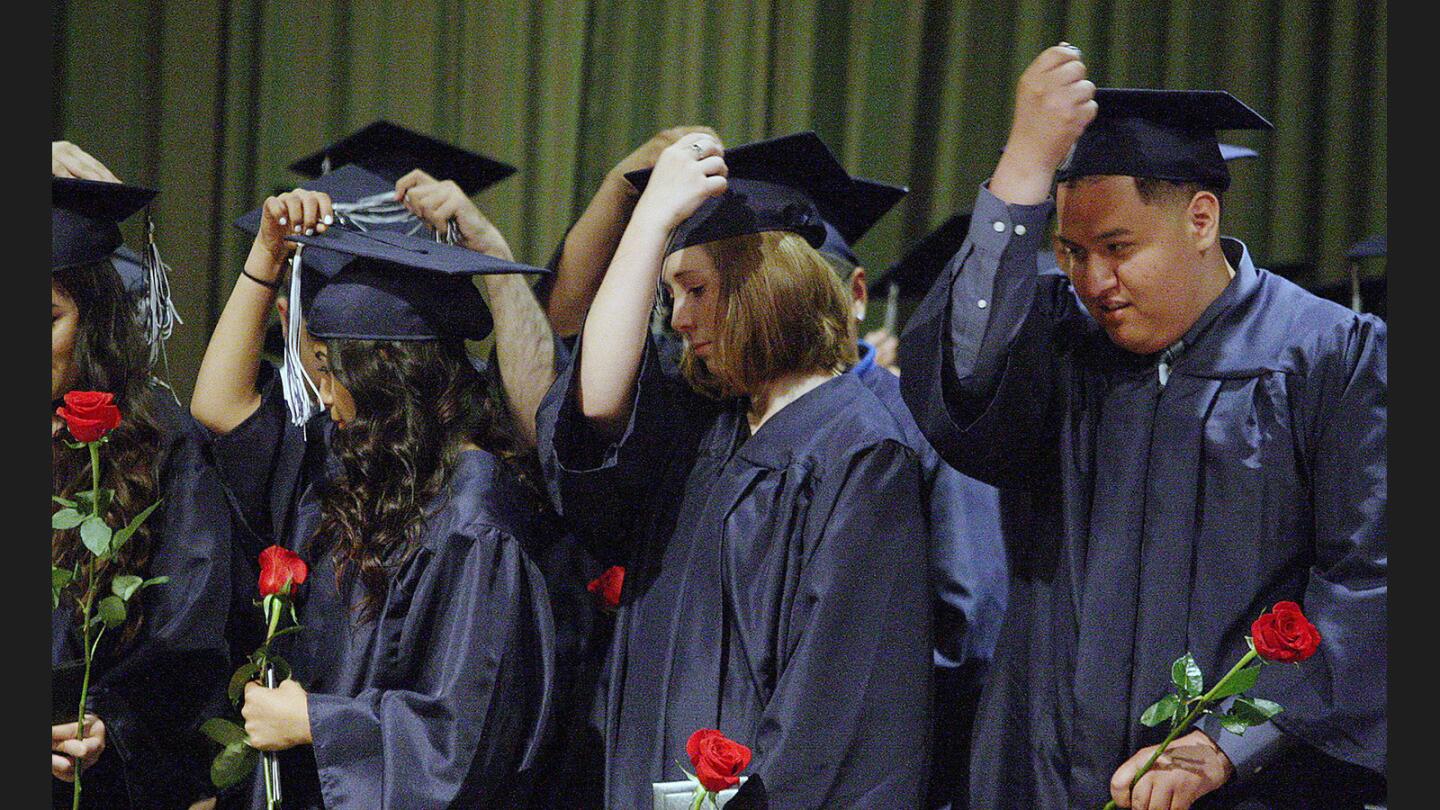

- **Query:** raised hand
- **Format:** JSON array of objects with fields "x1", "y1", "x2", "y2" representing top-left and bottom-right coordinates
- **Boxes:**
[
  {"x1": 992, "y1": 43, "x2": 1098, "y2": 204},
  {"x1": 630, "y1": 132, "x2": 729, "y2": 234},
  {"x1": 611, "y1": 125, "x2": 723, "y2": 197},
  {"x1": 250, "y1": 189, "x2": 336, "y2": 275},
  {"x1": 394, "y1": 169, "x2": 515, "y2": 260},
  {"x1": 52, "y1": 142, "x2": 121, "y2": 183}
]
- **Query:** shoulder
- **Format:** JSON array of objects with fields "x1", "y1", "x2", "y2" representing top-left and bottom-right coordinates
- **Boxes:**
[
  {"x1": 141, "y1": 379, "x2": 216, "y2": 464},
  {"x1": 778, "y1": 375, "x2": 920, "y2": 475},
  {"x1": 425, "y1": 449, "x2": 540, "y2": 555},
  {"x1": 1251, "y1": 270, "x2": 1386, "y2": 375}
]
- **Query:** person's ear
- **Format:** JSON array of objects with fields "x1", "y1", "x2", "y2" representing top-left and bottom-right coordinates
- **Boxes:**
[
  {"x1": 1187, "y1": 191, "x2": 1221, "y2": 252},
  {"x1": 850, "y1": 266, "x2": 868, "y2": 323}
]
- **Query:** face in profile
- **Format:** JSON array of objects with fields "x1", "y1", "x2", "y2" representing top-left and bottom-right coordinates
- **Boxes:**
[
  {"x1": 52, "y1": 281, "x2": 79, "y2": 401},
  {"x1": 277, "y1": 296, "x2": 331, "y2": 407},
  {"x1": 1055, "y1": 175, "x2": 1217, "y2": 355},
  {"x1": 311, "y1": 342, "x2": 356, "y2": 429},
  {"x1": 663, "y1": 246, "x2": 722, "y2": 365}
]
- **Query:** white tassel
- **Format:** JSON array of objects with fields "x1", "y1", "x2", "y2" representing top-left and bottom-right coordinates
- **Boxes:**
[
  {"x1": 140, "y1": 216, "x2": 183, "y2": 372},
  {"x1": 332, "y1": 193, "x2": 426, "y2": 236},
  {"x1": 279, "y1": 244, "x2": 322, "y2": 428}
]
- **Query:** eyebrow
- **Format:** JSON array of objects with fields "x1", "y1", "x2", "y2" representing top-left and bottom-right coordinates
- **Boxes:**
[{"x1": 1094, "y1": 228, "x2": 1134, "y2": 241}]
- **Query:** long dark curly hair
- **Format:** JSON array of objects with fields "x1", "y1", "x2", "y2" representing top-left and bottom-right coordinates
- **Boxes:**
[
  {"x1": 52, "y1": 260, "x2": 164, "y2": 651},
  {"x1": 314, "y1": 337, "x2": 541, "y2": 621}
]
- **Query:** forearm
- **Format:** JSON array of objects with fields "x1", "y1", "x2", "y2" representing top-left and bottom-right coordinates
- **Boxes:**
[
  {"x1": 548, "y1": 174, "x2": 635, "y2": 336},
  {"x1": 191, "y1": 244, "x2": 284, "y2": 434},
  {"x1": 481, "y1": 273, "x2": 556, "y2": 449},
  {"x1": 576, "y1": 211, "x2": 668, "y2": 433}
]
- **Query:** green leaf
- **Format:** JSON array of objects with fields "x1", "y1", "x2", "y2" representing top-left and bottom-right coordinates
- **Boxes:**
[
  {"x1": 1219, "y1": 714, "x2": 1250, "y2": 735},
  {"x1": 52, "y1": 495, "x2": 76, "y2": 507},
  {"x1": 1171, "y1": 652, "x2": 1204, "y2": 698},
  {"x1": 51, "y1": 508, "x2": 85, "y2": 530},
  {"x1": 141, "y1": 576, "x2": 170, "y2": 589},
  {"x1": 109, "y1": 499, "x2": 162, "y2": 555},
  {"x1": 80, "y1": 516, "x2": 113, "y2": 557},
  {"x1": 267, "y1": 655, "x2": 292, "y2": 683},
  {"x1": 1209, "y1": 664, "x2": 1262, "y2": 701},
  {"x1": 200, "y1": 717, "x2": 249, "y2": 746},
  {"x1": 210, "y1": 740, "x2": 258, "y2": 789},
  {"x1": 52, "y1": 566, "x2": 75, "y2": 590},
  {"x1": 1233, "y1": 696, "x2": 1284, "y2": 723},
  {"x1": 75, "y1": 488, "x2": 113, "y2": 515},
  {"x1": 1140, "y1": 694, "x2": 1181, "y2": 728},
  {"x1": 228, "y1": 663, "x2": 261, "y2": 705},
  {"x1": 112, "y1": 574, "x2": 143, "y2": 602},
  {"x1": 97, "y1": 595, "x2": 126, "y2": 627}
]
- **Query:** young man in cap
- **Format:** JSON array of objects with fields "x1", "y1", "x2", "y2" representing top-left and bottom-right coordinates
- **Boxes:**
[{"x1": 900, "y1": 45, "x2": 1386, "y2": 810}]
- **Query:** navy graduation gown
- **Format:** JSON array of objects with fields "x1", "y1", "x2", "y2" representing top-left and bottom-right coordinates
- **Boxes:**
[
  {"x1": 211, "y1": 367, "x2": 558, "y2": 809},
  {"x1": 52, "y1": 381, "x2": 233, "y2": 809},
  {"x1": 899, "y1": 186, "x2": 1387, "y2": 808},
  {"x1": 537, "y1": 334, "x2": 934, "y2": 809},
  {"x1": 850, "y1": 342, "x2": 1008, "y2": 810}
]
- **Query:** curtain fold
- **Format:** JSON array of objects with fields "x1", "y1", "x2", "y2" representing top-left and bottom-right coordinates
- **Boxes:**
[{"x1": 54, "y1": 0, "x2": 1387, "y2": 402}]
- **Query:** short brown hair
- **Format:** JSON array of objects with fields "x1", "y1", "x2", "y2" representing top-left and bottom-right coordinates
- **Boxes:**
[{"x1": 680, "y1": 231, "x2": 857, "y2": 399}]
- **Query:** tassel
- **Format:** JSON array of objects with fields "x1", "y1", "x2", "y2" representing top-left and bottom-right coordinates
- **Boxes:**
[
  {"x1": 279, "y1": 244, "x2": 322, "y2": 428},
  {"x1": 332, "y1": 193, "x2": 426, "y2": 236},
  {"x1": 140, "y1": 214, "x2": 183, "y2": 372}
]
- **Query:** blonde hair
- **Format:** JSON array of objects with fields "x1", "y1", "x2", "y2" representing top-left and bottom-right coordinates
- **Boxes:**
[{"x1": 680, "y1": 230, "x2": 857, "y2": 399}]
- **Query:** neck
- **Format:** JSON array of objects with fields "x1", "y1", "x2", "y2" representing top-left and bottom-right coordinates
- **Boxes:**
[{"x1": 747, "y1": 369, "x2": 838, "y2": 432}]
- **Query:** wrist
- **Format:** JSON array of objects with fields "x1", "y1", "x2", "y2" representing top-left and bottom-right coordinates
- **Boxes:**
[
  {"x1": 989, "y1": 147, "x2": 1059, "y2": 206},
  {"x1": 244, "y1": 242, "x2": 288, "y2": 284}
]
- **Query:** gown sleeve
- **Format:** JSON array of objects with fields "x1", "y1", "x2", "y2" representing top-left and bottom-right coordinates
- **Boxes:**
[
  {"x1": 535, "y1": 331, "x2": 690, "y2": 563},
  {"x1": 87, "y1": 409, "x2": 234, "y2": 805},
  {"x1": 304, "y1": 523, "x2": 557, "y2": 809},
  {"x1": 747, "y1": 439, "x2": 934, "y2": 809},
  {"x1": 1204, "y1": 315, "x2": 1388, "y2": 779},
  {"x1": 898, "y1": 184, "x2": 1088, "y2": 490},
  {"x1": 208, "y1": 361, "x2": 301, "y2": 550}
]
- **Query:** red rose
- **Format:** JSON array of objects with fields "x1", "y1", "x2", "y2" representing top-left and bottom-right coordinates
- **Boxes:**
[
  {"x1": 56, "y1": 391, "x2": 122, "y2": 443},
  {"x1": 1251, "y1": 601, "x2": 1321, "y2": 663},
  {"x1": 587, "y1": 565, "x2": 625, "y2": 611},
  {"x1": 686, "y1": 728, "x2": 752, "y2": 793},
  {"x1": 258, "y1": 545, "x2": 308, "y2": 596}
]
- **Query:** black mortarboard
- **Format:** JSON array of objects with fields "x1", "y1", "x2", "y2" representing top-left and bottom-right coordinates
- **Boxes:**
[
  {"x1": 1055, "y1": 89, "x2": 1273, "y2": 191},
  {"x1": 237, "y1": 163, "x2": 412, "y2": 236},
  {"x1": 871, "y1": 211, "x2": 973, "y2": 298},
  {"x1": 624, "y1": 131, "x2": 862, "y2": 254},
  {"x1": 817, "y1": 176, "x2": 908, "y2": 266},
  {"x1": 52, "y1": 177, "x2": 156, "y2": 271},
  {"x1": 1346, "y1": 233, "x2": 1386, "y2": 260},
  {"x1": 288, "y1": 120, "x2": 516, "y2": 196}
]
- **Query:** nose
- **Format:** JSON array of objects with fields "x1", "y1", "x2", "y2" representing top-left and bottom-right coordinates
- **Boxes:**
[
  {"x1": 671, "y1": 296, "x2": 694, "y2": 335},
  {"x1": 1068, "y1": 254, "x2": 1119, "y2": 301},
  {"x1": 317, "y1": 374, "x2": 335, "y2": 407}
]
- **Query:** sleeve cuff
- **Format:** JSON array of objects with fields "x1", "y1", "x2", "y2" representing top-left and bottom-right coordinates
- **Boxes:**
[
  {"x1": 967, "y1": 183, "x2": 1055, "y2": 258},
  {"x1": 1199, "y1": 700, "x2": 1295, "y2": 781}
]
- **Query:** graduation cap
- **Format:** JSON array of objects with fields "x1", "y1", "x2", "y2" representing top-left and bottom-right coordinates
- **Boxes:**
[
  {"x1": 1347, "y1": 233, "x2": 1386, "y2": 260},
  {"x1": 870, "y1": 211, "x2": 972, "y2": 300},
  {"x1": 53, "y1": 177, "x2": 181, "y2": 367},
  {"x1": 241, "y1": 162, "x2": 435, "y2": 239},
  {"x1": 1055, "y1": 89, "x2": 1273, "y2": 191},
  {"x1": 235, "y1": 181, "x2": 548, "y2": 424},
  {"x1": 1342, "y1": 233, "x2": 1386, "y2": 314},
  {"x1": 624, "y1": 131, "x2": 865, "y2": 254},
  {"x1": 817, "y1": 176, "x2": 908, "y2": 267},
  {"x1": 288, "y1": 120, "x2": 516, "y2": 197}
]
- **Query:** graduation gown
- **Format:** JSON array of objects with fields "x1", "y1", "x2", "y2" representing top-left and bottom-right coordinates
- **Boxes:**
[
  {"x1": 898, "y1": 185, "x2": 1387, "y2": 808},
  {"x1": 850, "y1": 342, "x2": 1008, "y2": 810},
  {"x1": 211, "y1": 365, "x2": 558, "y2": 809},
  {"x1": 537, "y1": 334, "x2": 934, "y2": 809},
  {"x1": 52, "y1": 381, "x2": 233, "y2": 809}
]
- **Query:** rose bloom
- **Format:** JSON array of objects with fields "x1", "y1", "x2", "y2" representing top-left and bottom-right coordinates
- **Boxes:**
[
  {"x1": 56, "y1": 391, "x2": 122, "y2": 443},
  {"x1": 1251, "y1": 601, "x2": 1321, "y2": 663},
  {"x1": 258, "y1": 545, "x2": 309, "y2": 596},
  {"x1": 587, "y1": 565, "x2": 625, "y2": 610},
  {"x1": 687, "y1": 728, "x2": 752, "y2": 793}
]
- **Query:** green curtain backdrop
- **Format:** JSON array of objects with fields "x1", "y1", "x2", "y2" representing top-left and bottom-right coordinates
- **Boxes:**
[{"x1": 54, "y1": 0, "x2": 1387, "y2": 402}]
